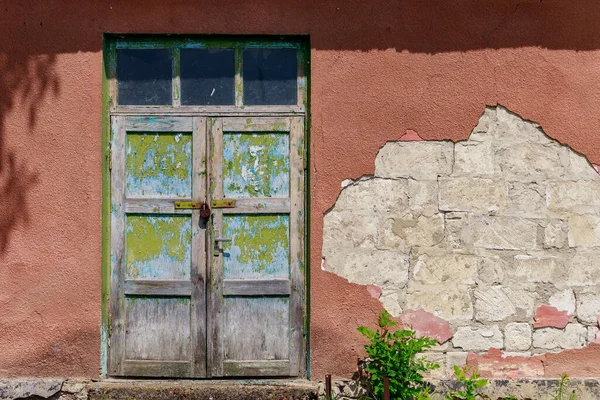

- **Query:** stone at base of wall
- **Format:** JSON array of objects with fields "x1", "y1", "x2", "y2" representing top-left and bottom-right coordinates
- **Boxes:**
[
  {"x1": 0, "y1": 378, "x2": 318, "y2": 400},
  {"x1": 0, "y1": 379, "x2": 89, "y2": 400},
  {"x1": 4, "y1": 377, "x2": 600, "y2": 399},
  {"x1": 319, "y1": 378, "x2": 600, "y2": 399}
]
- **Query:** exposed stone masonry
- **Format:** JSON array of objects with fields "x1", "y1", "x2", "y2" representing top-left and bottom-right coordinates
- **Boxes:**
[{"x1": 322, "y1": 106, "x2": 600, "y2": 378}]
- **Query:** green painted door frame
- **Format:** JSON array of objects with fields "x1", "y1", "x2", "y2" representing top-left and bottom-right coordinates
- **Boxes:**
[{"x1": 100, "y1": 34, "x2": 311, "y2": 378}]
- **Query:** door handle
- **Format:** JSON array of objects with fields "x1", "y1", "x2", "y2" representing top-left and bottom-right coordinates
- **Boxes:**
[{"x1": 214, "y1": 237, "x2": 232, "y2": 253}]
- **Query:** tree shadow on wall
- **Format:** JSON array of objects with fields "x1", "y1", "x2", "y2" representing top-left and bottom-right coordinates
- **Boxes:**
[{"x1": 0, "y1": 54, "x2": 60, "y2": 255}]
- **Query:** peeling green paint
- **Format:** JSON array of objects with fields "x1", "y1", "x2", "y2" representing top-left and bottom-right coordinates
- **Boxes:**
[
  {"x1": 100, "y1": 35, "x2": 115, "y2": 378},
  {"x1": 126, "y1": 132, "x2": 192, "y2": 197},
  {"x1": 125, "y1": 215, "x2": 191, "y2": 280},
  {"x1": 223, "y1": 133, "x2": 289, "y2": 198},
  {"x1": 223, "y1": 214, "x2": 289, "y2": 279}
]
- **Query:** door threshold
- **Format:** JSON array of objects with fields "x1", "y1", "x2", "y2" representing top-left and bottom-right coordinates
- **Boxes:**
[{"x1": 89, "y1": 378, "x2": 318, "y2": 400}]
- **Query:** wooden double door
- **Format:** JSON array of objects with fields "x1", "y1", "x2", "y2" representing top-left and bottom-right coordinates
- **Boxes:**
[{"x1": 108, "y1": 115, "x2": 305, "y2": 378}]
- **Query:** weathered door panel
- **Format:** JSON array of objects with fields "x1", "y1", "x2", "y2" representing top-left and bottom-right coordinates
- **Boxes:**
[
  {"x1": 207, "y1": 116, "x2": 305, "y2": 377},
  {"x1": 109, "y1": 116, "x2": 207, "y2": 377}
]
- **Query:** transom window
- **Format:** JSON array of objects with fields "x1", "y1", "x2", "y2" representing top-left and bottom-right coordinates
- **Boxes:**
[{"x1": 113, "y1": 38, "x2": 306, "y2": 108}]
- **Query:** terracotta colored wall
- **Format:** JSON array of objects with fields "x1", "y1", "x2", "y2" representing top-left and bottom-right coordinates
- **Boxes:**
[{"x1": 2, "y1": 0, "x2": 600, "y2": 379}]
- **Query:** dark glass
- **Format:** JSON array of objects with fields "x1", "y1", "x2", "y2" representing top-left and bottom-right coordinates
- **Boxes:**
[
  {"x1": 243, "y1": 48, "x2": 297, "y2": 105},
  {"x1": 181, "y1": 49, "x2": 235, "y2": 105},
  {"x1": 117, "y1": 49, "x2": 172, "y2": 105}
]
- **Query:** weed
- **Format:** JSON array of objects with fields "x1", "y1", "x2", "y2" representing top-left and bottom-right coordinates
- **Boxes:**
[
  {"x1": 358, "y1": 310, "x2": 439, "y2": 400},
  {"x1": 445, "y1": 365, "x2": 488, "y2": 400},
  {"x1": 554, "y1": 374, "x2": 577, "y2": 400}
]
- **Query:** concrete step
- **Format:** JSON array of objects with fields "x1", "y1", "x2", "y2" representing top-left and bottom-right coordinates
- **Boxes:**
[{"x1": 87, "y1": 379, "x2": 319, "y2": 400}]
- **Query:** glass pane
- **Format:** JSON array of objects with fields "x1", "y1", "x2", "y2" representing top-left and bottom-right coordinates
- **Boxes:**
[
  {"x1": 181, "y1": 49, "x2": 235, "y2": 105},
  {"x1": 117, "y1": 49, "x2": 172, "y2": 105},
  {"x1": 243, "y1": 48, "x2": 297, "y2": 105}
]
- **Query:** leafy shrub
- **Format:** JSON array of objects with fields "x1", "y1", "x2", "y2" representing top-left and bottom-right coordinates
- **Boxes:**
[
  {"x1": 445, "y1": 365, "x2": 488, "y2": 400},
  {"x1": 357, "y1": 310, "x2": 439, "y2": 400}
]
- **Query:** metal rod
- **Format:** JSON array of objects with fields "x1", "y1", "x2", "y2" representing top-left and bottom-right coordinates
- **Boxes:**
[
  {"x1": 383, "y1": 376, "x2": 390, "y2": 400},
  {"x1": 325, "y1": 374, "x2": 332, "y2": 399}
]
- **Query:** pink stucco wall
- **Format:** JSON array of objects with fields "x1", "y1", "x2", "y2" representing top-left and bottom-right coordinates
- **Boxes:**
[{"x1": 2, "y1": 0, "x2": 600, "y2": 378}]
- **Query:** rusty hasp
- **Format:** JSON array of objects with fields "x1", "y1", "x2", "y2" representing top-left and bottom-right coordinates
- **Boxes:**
[
  {"x1": 174, "y1": 201, "x2": 205, "y2": 210},
  {"x1": 211, "y1": 199, "x2": 236, "y2": 208}
]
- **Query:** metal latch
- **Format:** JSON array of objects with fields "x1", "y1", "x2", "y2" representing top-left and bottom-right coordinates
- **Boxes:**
[
  {"x1": 174, "y1": 201, "x2": 205, "y2": 210},
  {"x1": 174, "y1": 201, "x2": 211, "y2": 219},
  {"x1": 211, "y1": 199, "x2": 236, "y2": 208},
  {"x1": 214, "y1": 237, "x2": 232, "y2": 254}
]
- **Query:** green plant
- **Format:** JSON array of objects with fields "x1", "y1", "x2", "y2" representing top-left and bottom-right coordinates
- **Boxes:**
[
  {"x1": 357, "y1": 310, "x2": 439, "y2": 400},
  {"x1": 554, "y1": 374, "x2": 577, "y2": 400},
  {"x1": 446, "y1": 365, "x2": 488, "y2": 400}
]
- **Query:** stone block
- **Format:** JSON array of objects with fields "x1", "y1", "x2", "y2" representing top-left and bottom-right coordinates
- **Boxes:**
[
  {"x1": 406, "y1": 283, "x2": 473, "y2": 322},
  {"x1": 505, "y1": 181, "x2": 547, "y2": 218},
  {"x1": 469, "y1": 215, "x2": 538, "y2": 250},
  {"x1": 567, "y1": 150, "x2": 600, "y2": 181},
  {"x1": 323, "y1": 211, "x2": 378, "y2": 249},
  {"x1": 565, "y1": 252, "x2": 600, "y2": 287},
  {"x1": 576, "y1": 291, "x2": 600, "y2": 324},
  {"x1": 443, "y1": 212, "x2": 469, "y2": 249},
  {"x1": 493, "y1": 106, "x2": 552, "y2": 145},
  {"x1": 379, "y1": 212, "x2": 445, "y2": 250},
  {"x1": 375, "y1": 141, "x2": 454, "y2": 180},
  {"x1": 568, "y1": 214, "x2": 600, "y2": 248},
  {"x1": 544, "y1": 220, "x2": 568, "y2": 249},
  {"x1": 505, "y1": 323, "x2": 532, "y2": 351},
  {"x1": 453, "y1": 140, "x2": 496, "y2": 176},
  {"x1": 548, "y1": 289, "x2": 576, "y2": 315},
  {"x1": 513, "y1": 255, "x2": 564, "y2": 284},
  {"x1": 438, "y1": 177, "x2": 506, "y2": 213},
  {"x1": 474, "y1": 286, "x2": 533, "y2": 322},
  {"x1": 333, "y1": 177, "x2": 409, "y2": 215},
  {"x1": 532, "y1": 324, "x2": 587, "y2": 350},
  {"x1": 408, "y1": 179, "x2": 438, "y2": 210},
  {"x1": 0, "y1": 379, "x2": 64, "y2": 400},
  {"x1": 547, "y1": 181, "x2": 600, "y2": 213},
  {"x1": 587, "y1": 326, "x2": 600, "y2": 344},
  {"x1": 412, "y1": 253, "x2": 478, "y2": 285},
  {"x1": 379, "y1": 290, "x2": 404, "y2": 317},
  {"x1": 476, "y1": 256, "x2": 506, "y2": 285},
  {"x1": 452, "y1": 325, "x2": 503, "y2": 352},
  {"x1": 495, "y1": 141, "x2": 567, "y2": 181},
  {"x1": 429, "y1": 341, "x2": 451, "y2": 352},
  {"x1": 321, "y1": 247, "x2": 409, "y2": 288},
  {"x1": 446, "y1": 352, "x2": 469, "y2": 372},
  {"x1": 417, "y1": 352, "x2": 447, "y2": 379}
]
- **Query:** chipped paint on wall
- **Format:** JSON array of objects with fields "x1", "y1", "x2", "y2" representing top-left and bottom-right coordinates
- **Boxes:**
[
  {"x1": 223, "y1": 214, "x2": 289, "y2": 279},
  {"x1": 322, "y1": 105, "x2": 600, "y2": 379},
  {"x1": 125, "y1": 215, "x2": 191, "y2": 280},
  {"x1": 126, "y1": 132, "x2": 192, "y2": 197},
  {"x1": 223, "y1": 132, "x2": 289, "y2": 198}
]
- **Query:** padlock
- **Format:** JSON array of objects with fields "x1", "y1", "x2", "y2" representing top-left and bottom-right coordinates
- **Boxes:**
[{"x1": 199, "y1": 202, "x2": 211, "y2": 219}]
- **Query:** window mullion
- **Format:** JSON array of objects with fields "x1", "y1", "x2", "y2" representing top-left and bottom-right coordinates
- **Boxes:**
[
  {"x1": 234, "y1": 45, "x2": 243, "y2": 107},
  {"x1": 173, "y1": 47, "x2": 181, "y2": 107}
]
